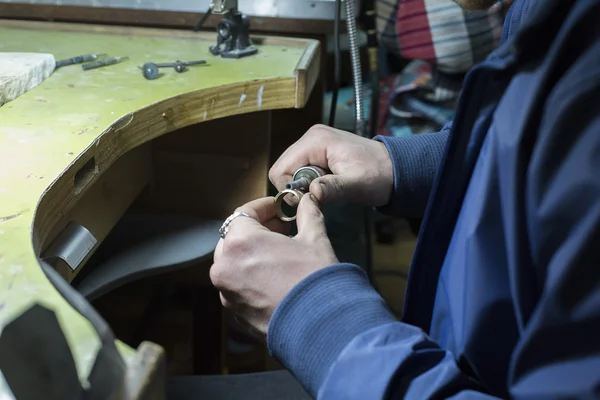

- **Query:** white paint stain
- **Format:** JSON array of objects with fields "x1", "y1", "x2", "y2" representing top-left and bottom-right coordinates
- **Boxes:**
[
  {"x1": 203, "y1": 111, "x2": 207, "y2": 120},
  {"x1": 8, "y1": 265, "x2": 22, "y2": 275},
  {"x1": 211, "y1": 99, "x2": 215, "y2": 111},
  {"x1": 238, "y1": 93, "x2": 247, "y2": 107},
  {"x1": 257, "y1": 86, "x2": 264, "y2": 109},
  {"x1": 21, "y1": 286, "x2": 40, "y2": 295}
]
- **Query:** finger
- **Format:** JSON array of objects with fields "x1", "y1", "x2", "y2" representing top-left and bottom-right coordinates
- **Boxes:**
[
  {"x1": 295, "y1": 193, "x2": 327, "y2": 240},
  {"x1": 224, "y1": 197, "x2": 280, "y2": 238},
  {"x1": 269, "y1": 125, "x2": 334, "y2": 191},
  {"x1": 309, "y1": 174, "x2": 352, "y2": 203},
  {"x1": 264, "y1": 217, "x2": 291, "y2": 235},
  {"x1": 214, "y1": 238, "x2": 224, "y2": 261},
  {"x1": 277, "y1": 187, "x2": 303, "y2": 208},
  {"x1": 219, "y1": 291, "x2": 238, "y2": 311},
  {"x1": 234, "y1": 197, "x2": 279, "y2": 225}
]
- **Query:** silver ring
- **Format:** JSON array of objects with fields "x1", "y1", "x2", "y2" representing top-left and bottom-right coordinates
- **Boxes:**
[{"x1": 219, "y1": 211, "x2": 252, "y2": 239}]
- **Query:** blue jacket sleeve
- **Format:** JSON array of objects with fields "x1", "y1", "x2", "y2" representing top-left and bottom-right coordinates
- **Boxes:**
[
  {"x1": 373, "y1": 124, "x2": 450, "y2": 219},
  {"x1": 266, "y1": 263, "x2": 495, "y2": 400},
  {"x1": 267, "y1": 49, "x2": 600, "y2": 400}
]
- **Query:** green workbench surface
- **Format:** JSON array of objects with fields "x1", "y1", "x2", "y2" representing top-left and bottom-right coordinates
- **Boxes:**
[{"x1": 0, "y1": 19, "x2": 319, "y2": 397}]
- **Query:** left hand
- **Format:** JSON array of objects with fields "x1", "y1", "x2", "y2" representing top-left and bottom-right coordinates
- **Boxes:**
[{"x1": 210, "y1": 194, "x2": 339, "y2": 338}]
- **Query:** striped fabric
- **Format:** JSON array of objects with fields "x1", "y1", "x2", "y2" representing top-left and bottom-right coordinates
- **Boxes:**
[{"x1": 376, "y1": 0, "x2": 513, "y2": 73}]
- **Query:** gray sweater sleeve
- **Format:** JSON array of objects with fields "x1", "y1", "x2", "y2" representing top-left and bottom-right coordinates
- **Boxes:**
[{"x1": 373, "y1": 123, "x2": 451, "y2": 218}]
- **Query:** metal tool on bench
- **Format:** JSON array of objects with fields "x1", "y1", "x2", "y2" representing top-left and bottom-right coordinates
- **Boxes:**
[
  {"x1": 275, "y1": 166, "x2": 328, "y2": 222},
  {"x1": 141, "y1": 60, "x2": 207, "y2": 80},
  {"x1": 194, "y1": 0, "x2": 258, "y2": 59},
  {"x1": 82, "y1": 56, "x2": 129, "y2": 71},
  {"x1": 55, "y1": 53, "x2": 107, "y2": 68}
]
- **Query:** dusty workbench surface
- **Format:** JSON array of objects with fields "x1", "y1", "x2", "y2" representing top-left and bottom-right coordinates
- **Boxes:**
[{"x1": 0, "y1": 19, "x2": 319, "y2": 397}]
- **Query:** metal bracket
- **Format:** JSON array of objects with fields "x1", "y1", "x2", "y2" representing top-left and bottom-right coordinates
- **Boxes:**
[
  {"x1": 209, "y1": 10, "x2": 258, "y2": 59},
  {"x1": 42, "y1": 221, "x2": 97, "y2": 271}
]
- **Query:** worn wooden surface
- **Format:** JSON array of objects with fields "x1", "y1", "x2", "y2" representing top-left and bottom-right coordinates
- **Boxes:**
[
  {"x1": 0, "y1": 52, "x2": 56, "y2": 106},
  {"x1": 0, "y1": 19, "x2": 319, "y2": 396},
  {"x1": 0, "y1": 3, "x2": 339, "y2": 35}
]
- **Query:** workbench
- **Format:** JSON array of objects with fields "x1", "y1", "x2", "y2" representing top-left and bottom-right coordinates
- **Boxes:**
[{"x1": 0, "y1": 20, "x2": 320, "y2": 399}]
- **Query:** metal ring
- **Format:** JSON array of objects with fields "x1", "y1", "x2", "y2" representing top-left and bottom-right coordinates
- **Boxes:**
[
  {"x1": 218, "y1": 211, "x2": 252, "y2": 239},
  {"x1": 274, "y1": 189, "x2": 304, "y2": 222}
]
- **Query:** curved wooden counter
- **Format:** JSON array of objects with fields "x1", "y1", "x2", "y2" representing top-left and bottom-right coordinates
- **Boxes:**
[{"x1": 0, "y1": 20, "x2": 319, "y2": 398}]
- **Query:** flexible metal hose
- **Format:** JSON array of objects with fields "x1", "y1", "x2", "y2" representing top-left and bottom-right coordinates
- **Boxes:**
[{"x1": 345, "y1": 0, "x2": 367, "y2": 137}]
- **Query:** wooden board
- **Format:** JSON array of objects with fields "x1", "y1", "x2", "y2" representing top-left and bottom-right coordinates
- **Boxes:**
[
  {"x1": 0, "y1": 19, "x2": 320, "y2": 398},
  {"x1": 42, "y1": 142, "x2": 153, "y2": 283},
  {"x1": 0, "y1": 52, "x2": 55, "y2": 106},
  {"x1": 134, "y1": 112, "x2": 272, "y2": 219},
  {"x1": 0, "y1": 3, "x2": 338, "y2": 35}
]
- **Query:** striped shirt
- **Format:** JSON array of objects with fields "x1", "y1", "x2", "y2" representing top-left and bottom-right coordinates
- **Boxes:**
[{"x1": 376, "y1": 0, "x2": 514, "y2": 73}]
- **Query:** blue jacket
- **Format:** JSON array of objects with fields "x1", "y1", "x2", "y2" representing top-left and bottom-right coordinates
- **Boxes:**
[{"x1": 268, "y1": 0, "x2": 600, "y2": 398}]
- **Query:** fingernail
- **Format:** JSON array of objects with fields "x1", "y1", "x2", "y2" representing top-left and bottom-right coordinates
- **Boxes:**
[
  {"x1": 309, "y1": 193, "x2": 321, "y2": 207},
  {"x1": 319, "y1": 182, "x2": 328, "y2": 201}
]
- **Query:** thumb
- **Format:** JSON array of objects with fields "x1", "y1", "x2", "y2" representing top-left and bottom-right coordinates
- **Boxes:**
[
  {"x1": 309, "y1": 174, "x2": 350, "y2": 203},
  {"x1": 295, "y1": 193, "x2": 327, "y2": 239}
]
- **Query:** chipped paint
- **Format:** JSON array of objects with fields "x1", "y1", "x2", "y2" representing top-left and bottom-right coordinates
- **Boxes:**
[
  {"x1": 113, "y1": 114, "x2": 134, "y2": 132},
  {"x1": 257, "y1": 85, "x2": 264, "y2": 109}
]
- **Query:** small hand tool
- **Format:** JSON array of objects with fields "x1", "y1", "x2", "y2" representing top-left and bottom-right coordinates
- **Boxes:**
[
  {"x1": 275, "y1": 166, "x2": 328, "y2": 222},
  {"x1": 55, "y1": 53, "x2": 107, "y2": 68},
  {"x1": 141, "y1": 60, "x2": 207, "y2": 80},
  {"x1": 285, "y1": 166, "x2": 327, "y2": 192},
  {"x1": 82, "y1": 56, "x2": 129, "y2": 71}
]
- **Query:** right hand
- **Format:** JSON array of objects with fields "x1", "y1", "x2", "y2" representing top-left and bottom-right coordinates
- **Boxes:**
[{"x1": 269, "y1": 124, "x2": 394, "y2": 207}]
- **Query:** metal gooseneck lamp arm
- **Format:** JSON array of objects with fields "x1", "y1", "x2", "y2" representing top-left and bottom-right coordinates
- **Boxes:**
[{"x1": 344, "y1": 0, "x2": 368, "y2": 137}]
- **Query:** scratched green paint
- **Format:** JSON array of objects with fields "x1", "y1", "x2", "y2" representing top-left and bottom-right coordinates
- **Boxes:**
[{"x1": 0, "y1": 24, "x2": 307, "y2": 391}]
